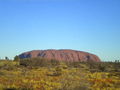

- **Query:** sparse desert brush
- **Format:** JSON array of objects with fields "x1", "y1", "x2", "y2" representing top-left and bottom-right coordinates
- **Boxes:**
[
  {"x1": 0, "y1": 60, "x2": 19, "y2": 71},
  {"x1": 88, "y1": 72, "x2": 120, "y2": 90},
  {"x1": 0, "y1": 60, "x2": 120, "y2": 90}
]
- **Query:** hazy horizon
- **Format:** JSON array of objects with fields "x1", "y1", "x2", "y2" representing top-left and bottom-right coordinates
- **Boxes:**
[{"x1": 0, "y1": 0, "x2": 120, "y2": 61}]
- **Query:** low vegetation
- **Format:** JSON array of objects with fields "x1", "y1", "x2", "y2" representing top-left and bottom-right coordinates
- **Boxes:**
[{"x1": 0, "y1": 58, "x2": 120, "y2": 90}]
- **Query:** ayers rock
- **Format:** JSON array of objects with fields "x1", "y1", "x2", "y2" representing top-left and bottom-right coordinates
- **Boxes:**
[{"x1": 19, "y1": 49, "x2": 101, "y2": 62}]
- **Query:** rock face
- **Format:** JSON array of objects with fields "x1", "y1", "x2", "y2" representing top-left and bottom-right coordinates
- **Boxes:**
[{"x1": 19, "y1": 49, "x2": 101, "y2": 62}]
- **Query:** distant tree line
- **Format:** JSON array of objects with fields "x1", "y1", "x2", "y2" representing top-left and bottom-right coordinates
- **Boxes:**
[
  {"x1": 12, "y1": 57, "x2": 120, "y2": 72},
  {"x1": 0, "y1": 56, "x2": 119, "y2": 73}
]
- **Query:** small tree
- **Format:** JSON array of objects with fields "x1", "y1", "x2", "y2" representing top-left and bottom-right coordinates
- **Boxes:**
[
  {"x1": 115, "y1": 60, "x2": 119, "y2": 63},
  {"x1": 14, "y1": 55, "x2": 20, "y2": 61},
  {"x1": 5, "y1": 56, "x2": 9, "y2": 60}
]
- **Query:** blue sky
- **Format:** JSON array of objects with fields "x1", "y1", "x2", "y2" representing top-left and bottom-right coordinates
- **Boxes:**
[{"x1": 0, "y1": 0, "x2": 120, "y2": 61}]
